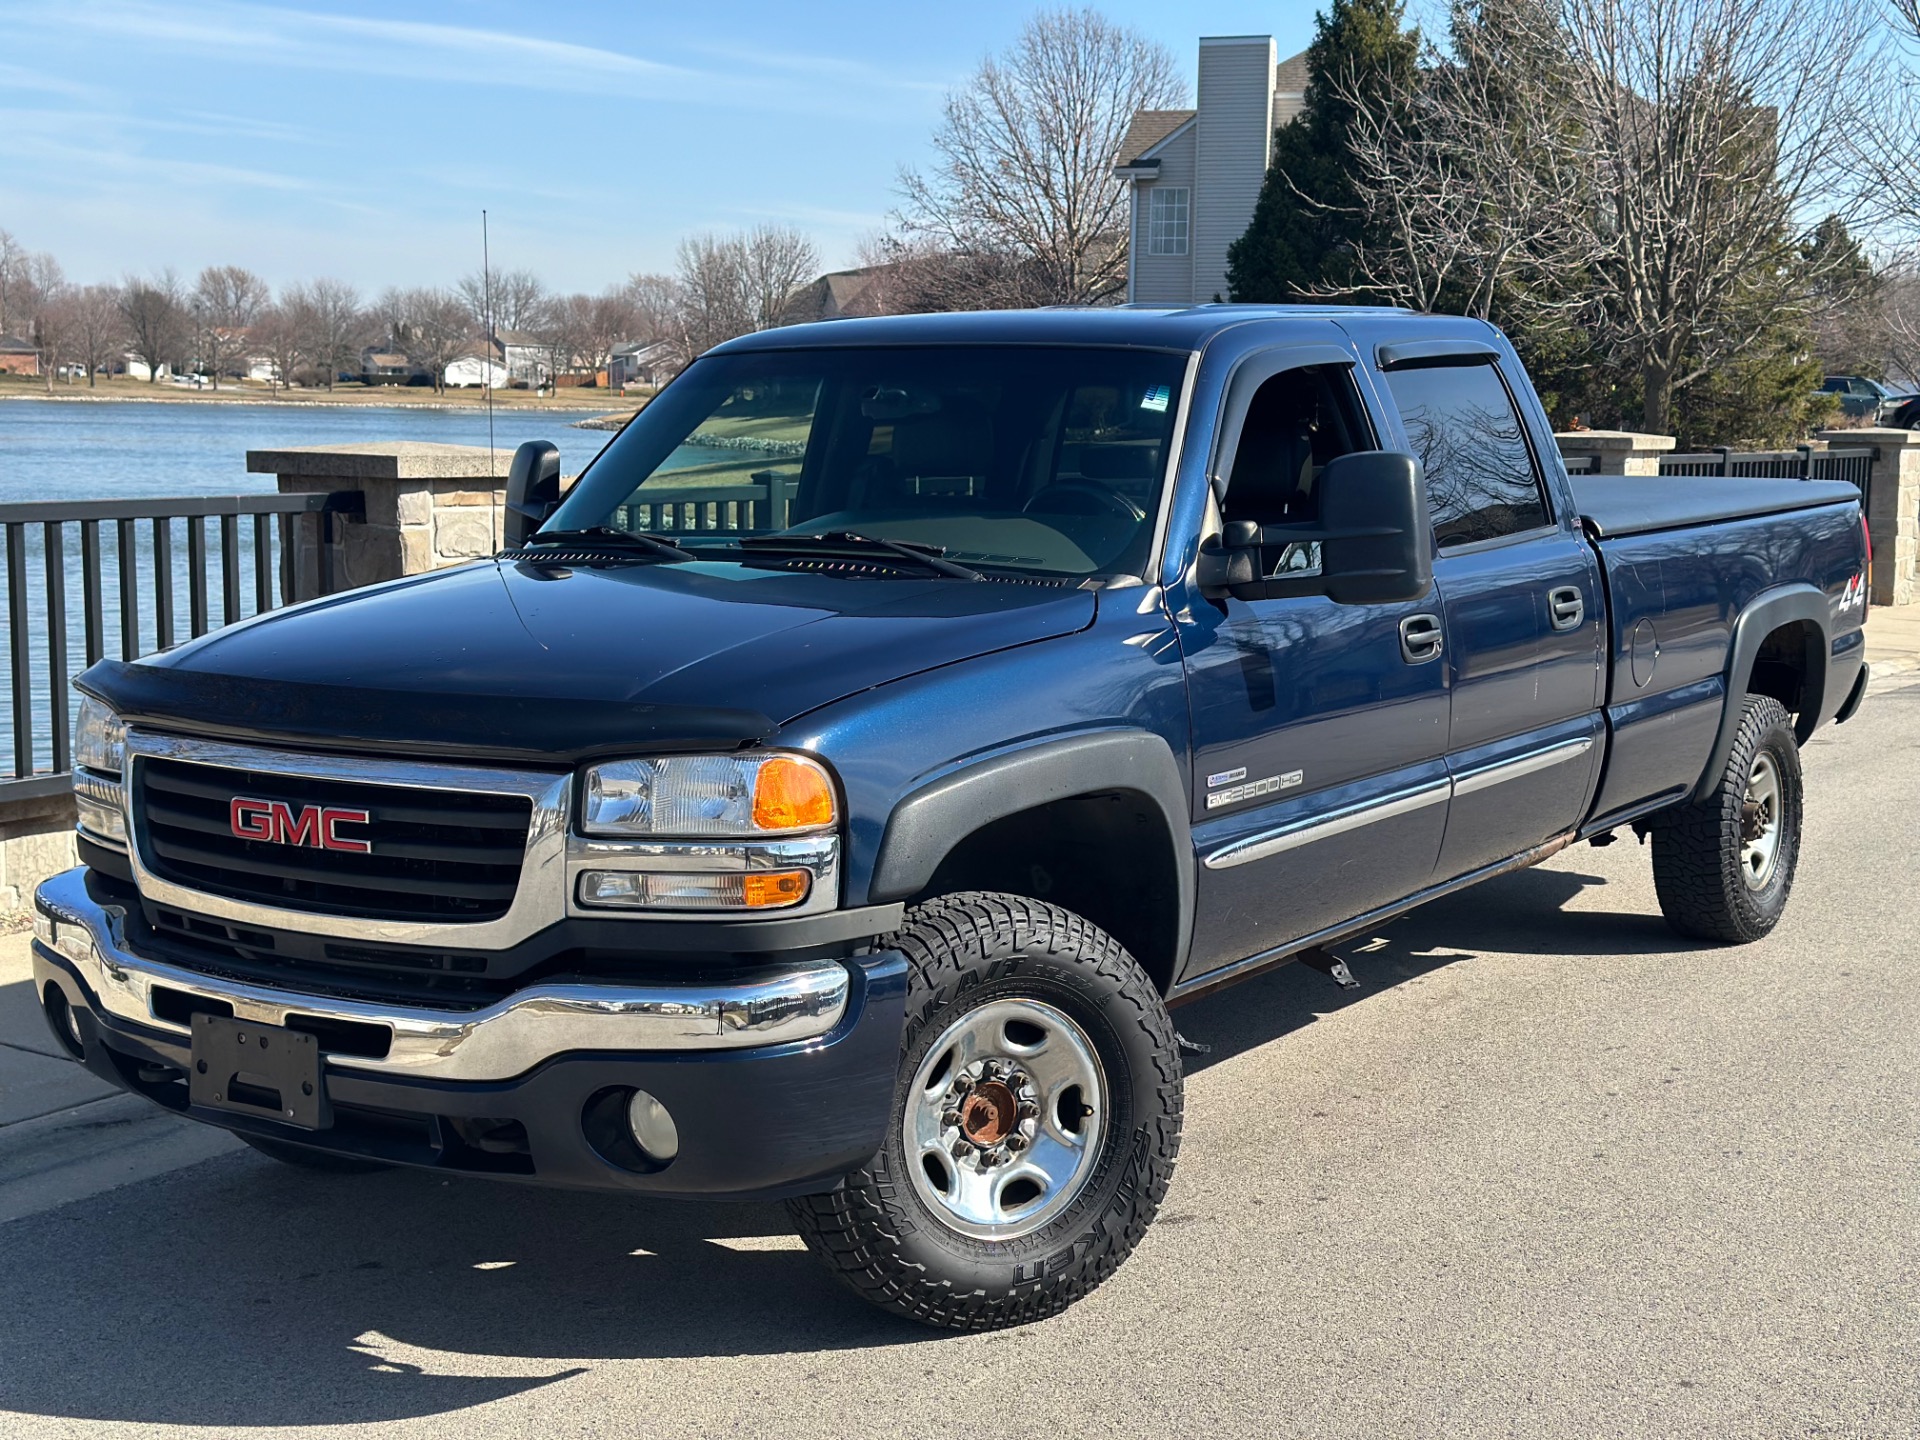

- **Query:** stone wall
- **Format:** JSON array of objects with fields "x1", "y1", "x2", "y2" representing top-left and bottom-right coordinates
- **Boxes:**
[
  {"x1": 1817, "y1": 429, "x2": 1920, "y2": 607},
  {"x1": 245, "y1": 443, "x2": 512, "y2": 595},
  {"x1": 0, "y1": 790, "x2": 75, "y2": 914}
]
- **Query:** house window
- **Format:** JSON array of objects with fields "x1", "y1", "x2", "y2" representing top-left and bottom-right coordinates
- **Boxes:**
[{"x1": 1147, "y1": 187, "x2": 1189, "y2": 256}]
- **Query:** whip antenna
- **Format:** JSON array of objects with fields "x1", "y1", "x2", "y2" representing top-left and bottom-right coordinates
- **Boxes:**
[{"x1": 482, "y1": 208, "x2": 495, "y2": 479}]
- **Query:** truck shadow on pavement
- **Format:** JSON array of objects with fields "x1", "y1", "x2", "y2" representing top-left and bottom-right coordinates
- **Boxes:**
[
  {"x1": 0, "y1": 863, "x2": 1677, "y2": 1429},
  {"x1": 0, "y1": 1149, "x2": 927, "y2": 1428},
  {"x1": 1176, "y1": 861, "x2": 1689, "y2": 1075}
]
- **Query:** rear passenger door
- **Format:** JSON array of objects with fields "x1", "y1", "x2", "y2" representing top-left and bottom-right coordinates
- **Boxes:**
[{"x1": 1376, "y1": 352, "x2": 1604, "y2": 881}]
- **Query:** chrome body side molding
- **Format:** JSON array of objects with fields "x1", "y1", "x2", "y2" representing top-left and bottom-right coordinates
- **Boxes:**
[{"x1": 1201, "y1": 736, "x2": 1595, "y2": 872}]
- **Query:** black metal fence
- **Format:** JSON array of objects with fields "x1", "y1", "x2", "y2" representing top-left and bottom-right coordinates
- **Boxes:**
[
  {"x1": 612, "y1": 472, "x2": 796, "y2": 535},
  {"x1": 1655, "y1": 446, "x2": 1875, "y2": 485},
  {"x1": 0, "y1": 491, "x2": 363, "y2": 796}
]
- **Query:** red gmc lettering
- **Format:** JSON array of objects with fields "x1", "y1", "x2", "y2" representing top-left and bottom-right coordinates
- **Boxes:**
[{"x1": 228, "y1": 798, "x2": 372, "y2": 853}]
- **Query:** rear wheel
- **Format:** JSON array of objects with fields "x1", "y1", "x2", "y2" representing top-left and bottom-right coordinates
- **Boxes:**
[
  {"x1": 1652, "y1": 694, "x2": 1803, "y2": 943},
  {"x1": 788, "y1": 892, "x2": 1183, "y2": 1329}
]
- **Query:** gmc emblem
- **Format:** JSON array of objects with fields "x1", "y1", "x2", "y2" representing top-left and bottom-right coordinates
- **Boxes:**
[{"x1": 229, "y1": 797, "x2": 373, "y2": 853}]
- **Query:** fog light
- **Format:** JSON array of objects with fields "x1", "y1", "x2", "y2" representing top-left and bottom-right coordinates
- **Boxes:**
[{"x1": 627, "y1": 1089, "x2": 679, "y2": 1164}]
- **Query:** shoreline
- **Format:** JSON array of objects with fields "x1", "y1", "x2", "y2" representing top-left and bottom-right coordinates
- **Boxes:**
[{"x1": 0, "y1": 389, "x2": 634, "y2": 416}]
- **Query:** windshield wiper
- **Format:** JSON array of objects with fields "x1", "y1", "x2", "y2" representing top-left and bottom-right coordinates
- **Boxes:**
[
  {"x1": 736, "y1": 531, "x2": 980, "y2": 581},
  {"x1": 517, "y1": 526, "x2": 695, "y2": 562}
]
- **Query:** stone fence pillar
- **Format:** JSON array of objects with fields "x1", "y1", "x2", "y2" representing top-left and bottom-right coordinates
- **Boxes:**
[
  {"x1": 1816, "y1": 428, "x2": 1919, "y2": 607},
  {"x1": 1553, "y1": 430, "x2": 1677, "y2": 476},
  {"x1": 246, "y1": 443, "x2": 509, "y2": 595}
]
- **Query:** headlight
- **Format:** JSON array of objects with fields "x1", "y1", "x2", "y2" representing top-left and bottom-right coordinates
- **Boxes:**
[
  {"x1": 74, "y1": 695, "x2": 126, "y2": 775},
  {"x1": 581, "y1": 754, "x2": 835, "y2": 837},
  {"x1": 72, "y1": 696, "x2": 128, "y2": 849}
]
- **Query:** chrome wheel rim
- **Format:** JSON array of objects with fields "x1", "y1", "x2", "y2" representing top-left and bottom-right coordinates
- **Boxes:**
[
  {"x1": 1740, "y1": 751, "x2": 1782, "y2": 890},
  {"x1": 903, "y1": 998, "x2": 1108, "y2": 1241}
]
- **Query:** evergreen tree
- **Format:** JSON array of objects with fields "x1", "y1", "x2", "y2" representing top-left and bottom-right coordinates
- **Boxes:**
[{"x1": 1225, "y1": 0, "x2": 1419, "y2": 303}]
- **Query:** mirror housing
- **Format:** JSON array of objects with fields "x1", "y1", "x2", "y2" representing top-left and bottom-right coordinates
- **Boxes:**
[
  {"x1": 1195, "y1": 450, "x2": 1432, "y2": 606},
  {"x1": 503, "y1": 440, "x2": 562, "y2": 549}
]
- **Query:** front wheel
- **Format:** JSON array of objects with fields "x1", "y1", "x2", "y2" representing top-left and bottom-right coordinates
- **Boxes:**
[
  {"x1": 1651, "y1": 694, "x2": 1804, "y2": 943},
  {"x1": 788, "y1": 892, "x2": 1183, "y2": 1330}
]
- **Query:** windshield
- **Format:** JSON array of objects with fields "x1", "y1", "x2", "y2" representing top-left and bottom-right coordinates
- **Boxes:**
[{"x1": 546, "y1": 345, "x2": 1190, "y2": 579}]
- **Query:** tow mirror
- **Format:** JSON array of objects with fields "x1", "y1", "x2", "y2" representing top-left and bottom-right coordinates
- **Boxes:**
[
  {"x1": 504, "y1": 440, "x2": 562, "y2": 549},
  {"x1": 1195, "y1": 450, "x2": 1432, "y2": 606}
]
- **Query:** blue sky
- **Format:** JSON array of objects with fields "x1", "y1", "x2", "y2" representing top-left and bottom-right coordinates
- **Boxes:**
[{"x1": 1, "y1": 1, "x2": 1321, "y2": 296}]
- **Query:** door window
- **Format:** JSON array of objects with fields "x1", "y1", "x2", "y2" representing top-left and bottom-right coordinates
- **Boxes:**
[
  {"x1": 1221, "y1": 365, "x2": 1373, "y2": 576},
  {"x1": 1383, "y1": 363, "x2": 1550, "y2": 548}
]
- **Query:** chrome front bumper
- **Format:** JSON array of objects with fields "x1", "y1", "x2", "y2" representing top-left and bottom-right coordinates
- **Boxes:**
[{"x1": 32, "y1": 867, "x2": 851, "y2": 1084}]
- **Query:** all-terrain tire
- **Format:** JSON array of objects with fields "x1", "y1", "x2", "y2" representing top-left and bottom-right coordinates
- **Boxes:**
[
  {"x1": 787, "y1": 892, "x2": 1183, "y2": 1330},
  {"x1": 238, "y1": 1132, "x2": 392, "y2": 1174},
  {"x1": 1651, "y1": 694, "x2": 1803, "y2": 943}
]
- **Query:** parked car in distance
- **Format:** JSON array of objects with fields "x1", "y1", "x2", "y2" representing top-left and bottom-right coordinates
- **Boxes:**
[
  {"x1": 1887, "y1": 394, "x2": 1920, "y2": 431},
  {"x1": 1819, "y1": 374, "x2": 1911, "y2": 424},
  {"x1": 37, "y1": 306, "x2": 1873, "y2": 1331}
]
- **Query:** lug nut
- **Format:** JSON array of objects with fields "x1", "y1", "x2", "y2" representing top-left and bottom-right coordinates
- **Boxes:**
[
  {"x1": 1017, "y1": 1101, "x2": 1039, "y2": 1119},
  {"x1": 1007, "y1": 1134, "x2": 1028, "y2": 1152},
  {"x1": 951, "y1": 1140, "x2": 970, "y2": 1160},
  {"x1": 941, "y1": 1109, "x2": 961, "y2": 1127}
]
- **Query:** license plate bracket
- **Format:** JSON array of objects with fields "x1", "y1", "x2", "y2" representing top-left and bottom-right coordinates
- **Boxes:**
[{"x1": 188, "y1": 1013, "x2": 329, "y2": 1130}]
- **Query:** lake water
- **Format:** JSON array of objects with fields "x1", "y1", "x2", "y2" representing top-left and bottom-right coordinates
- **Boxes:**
[
  {"x1": 0, "y1": 399, "x2": 619, "y2": 775},
  {"x1": 0, "y1": 398, "x2": 616, "y2": 502}
]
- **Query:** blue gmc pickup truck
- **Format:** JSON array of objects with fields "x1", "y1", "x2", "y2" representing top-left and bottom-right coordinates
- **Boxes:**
[{"x1": 33, "y1": 307, "x2": 1870, "y2": 1329}]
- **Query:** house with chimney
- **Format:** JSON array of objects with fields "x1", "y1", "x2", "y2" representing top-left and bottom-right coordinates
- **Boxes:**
[{"x1": 1113, "y1": 37, "x2": 1309, "y2": 305}]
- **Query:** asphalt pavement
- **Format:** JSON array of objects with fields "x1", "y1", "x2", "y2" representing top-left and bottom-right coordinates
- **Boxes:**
[{"x1": 0, "y1": 671, "x2": 1915, "y2": 1439}]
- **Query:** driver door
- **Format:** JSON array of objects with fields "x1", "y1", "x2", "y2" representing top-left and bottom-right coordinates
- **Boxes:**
[{"x1": 1176, "y1": 349, "x2": 1451, "y2": 983}]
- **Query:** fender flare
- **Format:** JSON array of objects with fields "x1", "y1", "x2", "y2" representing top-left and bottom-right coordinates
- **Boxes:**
[
  {"x1": 1693, "y1": 583, "x2": 1829, "y2": 800},
  {"x1": 868, "y1": 730, "x2": 1195, "y2": 981}
]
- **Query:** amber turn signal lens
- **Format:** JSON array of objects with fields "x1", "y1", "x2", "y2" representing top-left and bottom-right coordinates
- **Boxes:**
[
  {"x1": 742, "y1": 871, "x2": 811, "y2": 908},
  {"x1": 751, "y1": 756, "x2": 835, "y2": 831}
]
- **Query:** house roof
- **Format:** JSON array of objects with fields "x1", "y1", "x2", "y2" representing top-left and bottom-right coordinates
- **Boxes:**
[
  {"x1": 493, "y1": 329, "x2": 545, "y2": 347},
  {"x1": 1114, "y1": 109, "x2": 1197, "y2": 167},
  {"x1": 364, "y1": 352, "x2": 410, "y2": 368},
  {"x1": 0, "y1": 333, "x2": 39, "y2": 354}
]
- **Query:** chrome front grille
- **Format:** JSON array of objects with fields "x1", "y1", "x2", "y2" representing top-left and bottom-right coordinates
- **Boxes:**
[{"x1": 122, "y1": 732, "x2": 572, "y2": 951}]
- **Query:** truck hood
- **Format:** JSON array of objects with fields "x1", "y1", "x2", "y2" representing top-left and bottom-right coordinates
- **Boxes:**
[{"x1": 86, "y1": 559, "x2": 1095, "y2": 762}]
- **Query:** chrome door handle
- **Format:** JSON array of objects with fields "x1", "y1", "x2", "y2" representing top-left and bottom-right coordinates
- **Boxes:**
[
  {"x1": 1548, "y1": 586, "x2": 1584, "y2": 631},
  {"x1": 1399, "y1": 613, "x2": 1443, "y2": 664}
]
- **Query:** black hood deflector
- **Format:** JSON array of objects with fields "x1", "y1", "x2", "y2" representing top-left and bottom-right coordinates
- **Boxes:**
[{"x1": 77, "y1": 659, "x2": 776, "y2": 767}]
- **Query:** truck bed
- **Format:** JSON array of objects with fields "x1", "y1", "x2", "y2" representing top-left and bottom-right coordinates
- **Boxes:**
[{"x1": 1571, "y1": 475, "x2": 1861, "y2": 539}]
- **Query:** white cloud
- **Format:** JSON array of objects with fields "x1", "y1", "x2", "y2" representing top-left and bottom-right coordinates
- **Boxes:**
[{"x1": 12, "y1": 1, "x2": 696, "y2": 94}]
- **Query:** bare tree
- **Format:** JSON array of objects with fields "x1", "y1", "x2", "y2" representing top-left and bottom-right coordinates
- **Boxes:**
[
  {"x1": 291, "y1": 278, "x2": 366, "y2": 391},
  {"x1": 458, "y1": 267, "x2": 550, "y2": 336},
  {"x1": 673, "y1": 233, "x2": 755, "y2": 357},
  {"x1": 741, "y1": 224, "x2": 818, "y2": 329},
  {"x1": 550, "y1": 287, "x2": 642, "y2": 383},
  {"x1": 56, "y1": 284, "x2": 125, "y2": 389},
  {"x1": 896, "y1": 7, "x2": 1185, "y2": 306},
  {"x1": 625, "y1": 273, "x2": 680, "y2": 343},
  {"x1": 0, "y1": 231, "x2": 64, "y2": 339},
  {"x1": 1345, "y1": 0, "x2": 1890, "y2": 433},
  {"x1": 252, "y1": 297, "x2": 308, "y2": 394},
  {"x1": 31, "y1": 282, "x2": 78, "y2": 392},
  {"x1": 386, "y1": 286, "x2": 477, "y2": 392},
  {"x1": 119, "y1": 271, "x2": 190, "y2": 382},
  {"x1": 1882, "y1": 259, "x2": 1920, "y2": 385},
  {"x1": 190, "y1": 265, "x2": 270, "y2": 389}
]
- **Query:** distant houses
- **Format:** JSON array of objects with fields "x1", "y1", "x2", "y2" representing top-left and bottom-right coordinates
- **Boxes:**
[
  {"x1": 444, "y1": 354, "x2": 508, "y2": 388},
  {"x1": 0, "y1": 334, "x2": 41, "y2": 376},
  {"x1": 360, "y1": 348, "x2": 422, "y2": 386}
]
